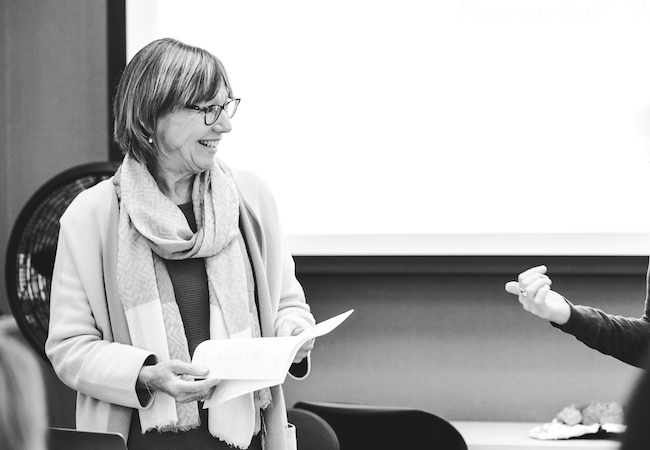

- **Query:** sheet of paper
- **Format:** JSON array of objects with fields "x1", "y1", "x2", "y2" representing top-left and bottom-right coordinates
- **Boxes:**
[
  {"x1": 296, "y1": 309, "x2": 354, "y2": 340},
  {"x1": 210, "y1": 379, "x2": 279, "y2": 405},
  {"x1": 193, "y1": 309, "x2": 353, "y2": 407},
  {"x1": 193, "y1": 336, "x2": 299, "y2": 381}
]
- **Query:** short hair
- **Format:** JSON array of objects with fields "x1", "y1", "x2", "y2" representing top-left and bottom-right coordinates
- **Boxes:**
[
  {"x1": 0, "y1": 327, "x2": 47, "y2": 450},
  {"x1": 113, "y1": 38, "x2": 234, "y2": 164}
]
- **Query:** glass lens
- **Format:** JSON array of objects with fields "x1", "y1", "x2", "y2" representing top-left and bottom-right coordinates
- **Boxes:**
[
  {"x1": 204, "y1": 105, "x2": 220, "y2": 125},
  {"x1": 224, "y1": 99, "x2": 240, "y2": 118}
]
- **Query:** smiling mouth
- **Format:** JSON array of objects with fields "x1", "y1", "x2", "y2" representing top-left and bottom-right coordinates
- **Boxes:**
[{"x1": 199, "y1": 140, "x2": 218, "y2": 148}]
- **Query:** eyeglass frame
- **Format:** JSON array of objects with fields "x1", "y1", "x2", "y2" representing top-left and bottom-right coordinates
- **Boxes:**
[{"x1": 185, "y1": 98, "x2": 241, "y2": 126}]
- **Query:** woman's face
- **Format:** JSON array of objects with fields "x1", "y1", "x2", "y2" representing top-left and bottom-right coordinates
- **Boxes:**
[{"x1": 154, "y1": 86, "x2": 232, "y2": 178}]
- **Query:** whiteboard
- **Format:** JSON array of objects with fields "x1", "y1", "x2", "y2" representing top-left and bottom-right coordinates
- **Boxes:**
[{"x1": 126, "y1": 0, "x2": 650, "y2": 255}]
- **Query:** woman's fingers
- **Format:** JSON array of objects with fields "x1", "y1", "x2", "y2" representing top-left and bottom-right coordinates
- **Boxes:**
[
  {"x1": 525, "y1": 276, "x2": 551, "y2": 298},
  {"x1": 190, "y1": 377, "x2": 220, "y2": 390},
  {"x1": 506, "y1": 266, "x2": 553, "y2": 316},
  {"x1": 506, "y1": 266, "x2": 570, "y2": 323},
  {"x1": 294, "y1": 338, "x2": 315, "y2": 363},
  {"x1": 203, "y1": 385, "x2": 217, "y2": 400},
  {"x1": 504, "y1": 281, "x2": 520, "y2": 295},
  {"x1": 506, "y1": 266, "x2": 550, "y2": 295},
  {"x1": 177, "y1": 378, "x2": 220, "y2": 403},
  {"x1": 534, "y1": 283, "x2": 551, "y2": 306},
  {"x1": 511, "y1": 265, "x2": 552, "y2": 300},
  {"x1": 198, "y1": 383, "x2": 219, "y2": 403},
  {"x1": 505, "y1": 275, "x2": 551, "y2": 299},
  {"x1": 145, "y1": 360, "x2": 223, "y2": 403},
  {"x1": 517, "y1": 265, "x2": 547, "y2": 283},
  {"x1": 520, "y1": 272, "x2": 551, "y2": 291}
]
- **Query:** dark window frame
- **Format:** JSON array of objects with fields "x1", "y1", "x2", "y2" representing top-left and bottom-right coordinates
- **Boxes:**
[{"x1": 107, "y1": 0, "x2": 126, "y2": 162}]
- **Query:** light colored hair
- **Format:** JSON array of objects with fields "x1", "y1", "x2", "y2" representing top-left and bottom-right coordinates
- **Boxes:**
[
  {"x1": 113, "y1": 38, "x2": 233, "y2": 164},
  {"x1": 0, "y1": 328, "x2": 47, "y2": 450}
]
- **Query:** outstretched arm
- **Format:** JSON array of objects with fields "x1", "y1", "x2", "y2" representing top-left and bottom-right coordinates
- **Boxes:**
[{"x1": 506, "y1": 265, "x2": 650, "y2": 368}]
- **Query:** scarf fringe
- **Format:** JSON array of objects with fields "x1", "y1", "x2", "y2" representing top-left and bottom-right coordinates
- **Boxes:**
[
  {"x1": 144, "y1": 420, "x2": 200, "y2": 434},
  {"x1": 210, "y1": 430, "x2": 254, "y2": 450}
]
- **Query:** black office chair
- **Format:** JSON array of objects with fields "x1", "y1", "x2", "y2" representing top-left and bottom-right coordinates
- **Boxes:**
[
  {"x1": 294, "y1": 401, "x2": 467, "y2": 450},
  {"x1": 288, "y1": 408, "x2": 340, "y2": 450},
  {"x1": 5, "y1": 162, "x2": 120, "y2": 359}
]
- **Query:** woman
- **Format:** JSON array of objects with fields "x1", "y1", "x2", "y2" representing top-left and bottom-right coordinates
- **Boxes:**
[
  {"x1": 45, "y1": 38, "x2": 315, "y2": 450},
  {"x1": 505, "y1": 265, "x2": 650, "y2": 367}
]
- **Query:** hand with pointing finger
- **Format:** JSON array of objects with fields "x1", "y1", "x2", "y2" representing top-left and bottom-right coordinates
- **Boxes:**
[{"x1": 505, "y1": 265, "x2": 571, "y2": 325}]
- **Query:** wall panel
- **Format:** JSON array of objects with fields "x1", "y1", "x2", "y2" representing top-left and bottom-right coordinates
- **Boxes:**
[
  {"x1": 284, "y1": 256, "x2": 646, "y2": 421},
  {"x1": 0, "y1": 0, "x2": 108, "y2": 314}
]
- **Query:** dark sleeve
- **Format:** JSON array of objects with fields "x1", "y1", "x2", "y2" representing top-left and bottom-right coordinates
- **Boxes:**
[{"x1": 551, "y1": 299, "x2": 650, "y2": 368}]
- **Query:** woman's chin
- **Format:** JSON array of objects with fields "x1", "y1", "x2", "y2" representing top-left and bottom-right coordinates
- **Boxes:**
[{"x1": 196, "y1": 154, "x2": 217, "y2": 171}]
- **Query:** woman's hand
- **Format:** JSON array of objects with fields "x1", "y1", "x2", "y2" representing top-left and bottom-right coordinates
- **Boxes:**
[
  {"x1": 138, "y1": 360, "x2": 220, "y2": 403},
  {"x1": 276, "y1": 321, "x2": 315, "y2": 363},
  {"x1": 504, "y1": 265, "x2": 571, "y2": 325}
]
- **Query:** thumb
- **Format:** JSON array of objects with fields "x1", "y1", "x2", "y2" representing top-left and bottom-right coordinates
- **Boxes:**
[{"x1": 505, "y1": 281, "x2": 520, "y2": 295}]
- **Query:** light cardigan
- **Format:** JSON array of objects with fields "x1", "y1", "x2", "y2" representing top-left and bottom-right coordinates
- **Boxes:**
[{"x1": 45, "y1": 168, "x2": 315, "y2": 450}]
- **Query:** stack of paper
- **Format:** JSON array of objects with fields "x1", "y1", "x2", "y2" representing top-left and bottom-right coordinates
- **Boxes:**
[{"x1": 192, "y1": 309, "x2": 354, "y2": 406}]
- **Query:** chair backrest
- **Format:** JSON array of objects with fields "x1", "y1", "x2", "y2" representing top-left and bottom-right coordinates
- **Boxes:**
[
  {"x1": 293, "y1": 401, "x2": 467, "y2": 450},
  {"x1": 288, "y1": 408, "x2": 340, "y2": 450},
  {"x1": 48, "y1": 427, "x2": 127, "y2": 450}
]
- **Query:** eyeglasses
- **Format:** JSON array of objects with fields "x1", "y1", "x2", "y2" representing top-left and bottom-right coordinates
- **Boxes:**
[{"x1": 186, "y1": 98, "x2": 241, "y2": 126}]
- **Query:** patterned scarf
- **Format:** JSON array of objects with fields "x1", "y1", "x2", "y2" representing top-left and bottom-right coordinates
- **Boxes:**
[{"x1": 115, "y1": 153, "x2": 270, "y2": 448}]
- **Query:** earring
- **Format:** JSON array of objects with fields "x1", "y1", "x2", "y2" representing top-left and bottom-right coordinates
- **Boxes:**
[{"x1": 148, "y1": 137, "x2": 153, "y2": 144}]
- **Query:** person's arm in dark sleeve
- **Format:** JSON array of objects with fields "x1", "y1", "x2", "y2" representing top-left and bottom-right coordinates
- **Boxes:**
[{"x1": 552, "y1": 299, "x2": 650, "y2": 368}]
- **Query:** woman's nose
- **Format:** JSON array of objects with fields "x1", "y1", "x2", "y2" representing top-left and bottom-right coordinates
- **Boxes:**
[{"x1": 212, "y1": 112, "x2": 232, "y2": 133}]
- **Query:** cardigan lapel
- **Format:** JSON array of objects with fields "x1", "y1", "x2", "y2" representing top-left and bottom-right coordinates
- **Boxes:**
[
  {"x1": 103, "y1": 180, "x2": 132, "y2": 346},
  {"x1": 238, "y1": 196, "x2": 275, "y2": 339}
]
